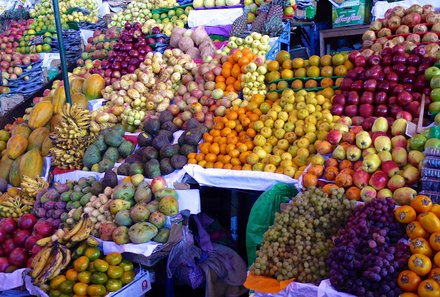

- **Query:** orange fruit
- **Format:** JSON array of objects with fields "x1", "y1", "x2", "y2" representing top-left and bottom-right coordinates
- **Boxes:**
[
  {"x1": 281, "y1": 69, "x2": 293, "y2": 79},
  {"x1": 277, "y1": 80, "x2": 288, "y2": 90},
  {"x1": 282, "y1": 59, "x2": 292, "y2": 69},
  {"x1": 322, "y1": 87, "x2": 335, "y2": 99},
  {"x1": 238, "y1": 56, "x2": 250, "y2": 67},
  {"x1": 294, "y1": 68, "x2": 306, "y2": 77},
  {"x1": 267, "y1": 61, "x2": 280, "y2": 72},
  {"x1": 303, "y1": 173, "x2": 318, "y2": 188},
  {"x1": 322, "y1": 184, "x2": 339, "y2": 195},
  {"x1": 291, "y1": 79, "x2": 303, "y2": 89},
  {"x1": 307, "y1": 66, "x2": 320, "y2": 77},
  {"x1": 346, "y1": 186, "x2": 361, "y2": 200},
  {"x1": 309, "y1": 55, "x2": 320, "y2": 66},
  {"x1": 320, "y1": 55, "x2": 332, "y2": 66},
  {"x1": 334, "y1": 65, "x2": 347, "y2": 76},
  {"x1": 320, "y1": 77, "x2": 334, "y2": 87},
  {"x1": 320, "y1": 65, "x2": 333, "y2": 77},
  {"x1": 276, "y1": 50, "x2": 290, "y2": 64},
  {"x1": 332, "y1": 53, "x2": 345, "y2": 66},
  {"x1": 305, "y1": 80, "x2": 318, "y2": 88},
  {"x1": 335, "y1": 77, "x2": 344, "y2": 86}
]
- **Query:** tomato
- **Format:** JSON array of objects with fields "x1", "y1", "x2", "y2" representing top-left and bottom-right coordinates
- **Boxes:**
[
  {"x1": 408, "y1": 253, "x2": 432, "y2": 276},
  {"x1": 107, "y1": 265, "x2": 124, "y2": 279},
  {"x1": 397, "y1": 270, "x2": 422, "y2": 292},
  {"x1": 94, "y1": 259, "x2": 109, "y2": 273},
  {"x1": 88, "y1": 261, "x2": 96, "y2": 272},
  {"x1": 407, "y1": 221, "x2": 428, "y2": 240},
  {"x1": 77, "y1": 271, "x2": 91, "y2": 284},
  {"x1": 74, "y1": 242, "x2": 87, "y2": 258},
  {"x1": 105, "y1": 252, "x2": 122, "y2": 266},
  {"x1": 432, "y1": 205, "x2": 440, "y2": 218},
  {"x1": 119, "y1": 260, "x2": 134, "y2": 272},
  {"x1": 430, "y1": 232, "x2": 440, "y2": 251},
  {"x1": 429, "y1": 267, "x2": 440, "y2": 284},
  {"x1": 73, "y1": 282, "x2": 88, "y2": 296},
  {"x1": 50, "y1": 275, "x2": 67, "y2": 290},
  {"x1": 58, "y1": 280, "x2": 75, "y2": 294},
  {"x1": 87, "y1": 284, "x2": 107, "y2": 296},
  {"x1": 48, "y1": 290, "x2": 61, "y2": 297},
  {"x1": 418, "y1": 212, "x2": 440, "y2": 233},
  {"x1": 90, "y1": 271, "x2": 108, "y2": 285},
  {"x1": 435, "y1": 251, "x2": 440, "y2": 267},
  {"x1": 73, "y1": 256, "x2": 89, "y2": 273},
  {"x1": 395, "y1": 206, "x2": 417, "y2": 223},
  {"x1": 411, "y1": 195, "x2": 433, "y2": 213},
  {"x1": 84, "y1": 247, "x2": 101, "y2": 261},
  {"x1": 66, "y1": 269, "x2": 78, "y2": 281},
  {"x1": 106, "y1": 278, "x2": 123, "y2": 292},
  {"x1": 410, "y1": 238, "x2": 433, "y2": 257},
  {"x1": 120, "y1": 271, "x2": 135, "y2": 285},
  {"x1": 418, "y1": 279, "x2": 440, "y2": 297}
]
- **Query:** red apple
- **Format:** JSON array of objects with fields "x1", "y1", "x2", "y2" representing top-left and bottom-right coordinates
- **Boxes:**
[
  {"x1": 13, "y1": 229, "x2": 30, "y2": 247},
  {"x1": 369, "y1": 171, "x2": 389, "y2": 190},
  {"x1": 359, "y1": 104, "x2": 374, "y2": 118},
  {"x1": 353, "y1": 170, "x2": 371, "y2": 188},
  {"x1": 374, "y1": 92, "x2": 388, "y2": 105},
  {"x1": 326, "y1": 130, "x2": 342, "y2": 145},
  {"x1": 18, "y1": 214, "x2": 37, "y2": 230},
  {"x1": 360, "y1": 91, "x2": 374, "y2": 104},
  {"x1": 2, "y1": 218, "x2": 17, "y2": 234},
  {"x1": 391, "y1": 135, "x2": 408, "y2": 149},
  {"x1": 381, "y1": 160, "x2": 400, "y2": 177},
  {"x1": 344, "y1": 105, "x2": 358, "y2": 117},
  {"x1": 396, "y1": 111, "x2": 412, "y2": 121},
  {"x1": 151, "y1": 176, "x2": 167, "y2": 194},
  {"x1": 9, "y1": 247, "x2": 27, "y2": 267},
  {"x1": 33, "y1": 221, "x2": 53, "y2": 237}
]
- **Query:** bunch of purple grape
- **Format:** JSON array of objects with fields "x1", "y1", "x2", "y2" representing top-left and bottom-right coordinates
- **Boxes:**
[{"x1": 327, "y1": 198, "x2": 410, "y2": 297}]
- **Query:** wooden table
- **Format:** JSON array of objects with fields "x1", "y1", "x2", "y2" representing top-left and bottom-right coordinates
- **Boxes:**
[{"x1": 319, "y1": 24, "x2": 369, "y2": 56}]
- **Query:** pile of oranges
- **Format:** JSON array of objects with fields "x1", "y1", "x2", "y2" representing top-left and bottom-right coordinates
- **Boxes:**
[
  {"x1": 215, "y1": 48, "x2": 255, "y2": 94},
  {"x1": 265, "y1": 51, "x2": 353, "y2": 91},
  {"x1": 188, "y1": 98, "x2": 262, "y2": 170}
]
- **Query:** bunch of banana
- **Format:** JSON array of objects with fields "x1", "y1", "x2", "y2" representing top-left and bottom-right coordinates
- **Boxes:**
[
  {"x1": 20, "y1": 175, "x2": 49, "y2": 200},
  {"x1": 31, "y1": 242, "x2": 72, "y2": 286},
  {"x1": 50, "y1": 103, "x2": 98, "y2": 169},
  {"x1": 0, "y1": 193, "x2": 32, "y2": 218},
  {"x1": 36, "y1": 214, "x2": 94, "y2": 248}
]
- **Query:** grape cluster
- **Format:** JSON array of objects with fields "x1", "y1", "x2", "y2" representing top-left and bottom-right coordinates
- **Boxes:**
[
  {"x1": 250, "y1": 187, "x2": 356, "y2": 284},
  {"x1": 327, "y1": 198, "x2": 410, "y2": 297}
]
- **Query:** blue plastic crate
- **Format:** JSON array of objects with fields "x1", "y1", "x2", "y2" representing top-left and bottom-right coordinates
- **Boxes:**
[{"x1": 266, "y1": 21, "x2": 291, "y2": 60}]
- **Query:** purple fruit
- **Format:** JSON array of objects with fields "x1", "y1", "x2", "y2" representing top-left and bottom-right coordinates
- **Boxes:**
[
  {"x1": 45, "y1": 201, "x2": 56, "y2": 210},
  {"x1": 33, "y1": 208, "x2": 46, "y2": 218},
  {"x1": 55, "y1": 201, "x2": 66, "y2": 210}
]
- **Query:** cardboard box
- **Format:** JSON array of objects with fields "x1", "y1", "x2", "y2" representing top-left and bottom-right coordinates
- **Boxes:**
[
  {"x1": 109, "y1": 270, "x2": 152, "y2": 296},
  {"x1": 331, "y1": 0, "x2": 372, "y2": 27}
]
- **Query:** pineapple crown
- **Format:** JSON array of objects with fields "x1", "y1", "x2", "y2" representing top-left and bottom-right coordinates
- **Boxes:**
[
  {"x1": 262, "y1": 16, "x2": 284, "y2": 37},
  {"x1": 270, "y1": 0, "x2": 291, "y2": 8}
]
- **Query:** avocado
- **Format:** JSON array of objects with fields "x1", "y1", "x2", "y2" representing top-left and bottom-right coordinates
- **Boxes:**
[
  {"x1": 125, "y1": 154, "x2": 142, "y2": 164},
  {"x1": 80, "y1": 193, "x2": 92, "y2": 206},
  {"x1": 160, "y1": 144, "x2": 179, "y2": 159},
  {"x1": 159, "y1": 110, "x2": 174, "y2": 124},
  {"x1": 185, "y1": 118, "x2": 201, "y2": 130},
  {"x1": 141, "y1": 146, "x2": 158, "y2": 161},
  {"x1": 161, "y1": 121, "x2": 179, "y2": 133},
  {"x1": 153, "y1": 228, "x2": 170, "y2": 243},
  {"x1": 157, "y1": 130, "x2": 174, "y2": 142},
  {"x1": 179, "y1": 144, "x2": 197, "y2": 155},
  {"x1": 117, "y1": 163, "x2": 131, "y2": 176},
  {"x1": 170, "y1": 154, "x2": 187, "y2": 169},
  {"x1": 104, "y1": 131, "x2": 124, "y2": 147},
  {"x1": 83, "y1": 144, "x2": 102, "y2": 168},
  {"x1": 152, "y1": 134, "x2": 171, "y2": 150},
  {"x1": 90, "y1": 181, "x2": 103, "y2": 195},
  {"x1": 144, "y1": 159, "x2": 161, "y2": 178},
  {"x1": 94, "y1": 135, "x2": 108, "y2": 152},
  {"x1": 143, "y1": 118, "x2": 161, "y2": 135},
  {"x1": 160, "y1": 158, "x2": 175, "y2": 175},
  {"x1": 183, "y1": 128, "x2": 203, "y2": 146},
  {"x1": 112, "y1": 124, "x2": 125, "y2": 136},
  {"x1": 137, "y1": 132, "x2": 153, "y2": 147},
  {"x1": 102, "y1": 169, "x2": 118, "y2": 188},
  {"x1": 129, "y1": 162, "x2": 144, "y2": 175},
  {"x1": 99, "y1": 158, "x2": 115, "y2": 172},
  {"x1": 177, "y1": 131, "x2": 186, "y2": 145},
  {"x1": 103, "y1": 147, "x2": 120, "y2": 162},
  {"x1": 118, "y1": 140, "x2": 135, "y2": 158}
]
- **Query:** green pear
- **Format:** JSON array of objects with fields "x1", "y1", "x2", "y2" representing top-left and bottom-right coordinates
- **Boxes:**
[
  {"x1": 332, "y1": 145, "x2": 346, "y2": 160},
  {"x1": 391, "y1": 119, "x2": 407, "y2": 136},
  {"x1": 356, "y1": 131, "x2": 372, "y2": 149},
  {"x1": 362, "y1": 153, "x2": 381, "y2": 173},
  {"x1": 371, "y1": 117, "x2": 388, "y2": 133}
]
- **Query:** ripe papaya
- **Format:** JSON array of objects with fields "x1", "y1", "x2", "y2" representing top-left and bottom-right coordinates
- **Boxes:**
[
  {"x1": 7, "y1": 134, "x2": 28, "y2": 159},
  {"x1": 8, "y1": 156, "x2": 22, "y2": 186},
  {"x1": 28, "y1": 101, "x2": 54, "y2": 129},
  {"x1": 28, "y1": 127, "x2": 50, "y2": 152},
  {"x1": 53, "y1": 86, "x2": 66, "y2": 114},
  {"x1": 72, "y1": 93, "x2": 88, "y2": 109},
  {"x1": 83, "y1": 74, "x2": 105, "y2": 100},
  {"x1": 41, "y1": 135, "x2": 52, "y2": 157},
  {"x1": 0, "y1": 155, "x2": 13, "y2": 180},
  {"x1": 12, "y1": 124, "x2": 31, "y2": 138},
  {"x1": 19, "y1": 149, "x2": 43, "y2": 179}
]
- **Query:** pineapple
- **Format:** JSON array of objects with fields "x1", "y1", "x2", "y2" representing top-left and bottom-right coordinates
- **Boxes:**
[
  {"x1": 267, "y1": 0, "x2": 286, "y2": 21},
  {"x1": 251, "y1": 3, "x2": 269, "y2": 33},
  {"x1": 262, "y1": 16, "x2": 284, "y2": 37},
  {"x1": 230, "y1": 7, "x2": 249, "y2": 37}
]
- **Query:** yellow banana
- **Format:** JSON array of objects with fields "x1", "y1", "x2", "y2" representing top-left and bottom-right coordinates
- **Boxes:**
[
  {"x1": 30, "y1": 246, "x2": 51, "y2": 279},
  {"x1": 36, "y1": 237, "x2": 53, "y2": 247},
  {"x1": 62, "y1": 216, "x2": 85, "y2": 241},
  {"x1": 34, "y1": 245, "x2": 62, "y2": 285},
  {"x1": 71, "y1": 216, "x2": 94, "y2": 242}
]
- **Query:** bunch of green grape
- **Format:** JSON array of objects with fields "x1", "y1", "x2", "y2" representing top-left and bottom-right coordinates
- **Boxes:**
[{"x1": 250, "y1": 187, "x2": 356, "y2": 284}]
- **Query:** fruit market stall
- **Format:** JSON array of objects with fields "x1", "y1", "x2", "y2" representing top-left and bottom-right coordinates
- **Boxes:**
[{"x1": 2, "y1": 0, "x2": 440, "y2": 296}]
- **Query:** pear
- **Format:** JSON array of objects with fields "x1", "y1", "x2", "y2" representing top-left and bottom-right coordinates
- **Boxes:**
[
  {"x1": 362, "y1": 153, "x2": 381, "y2": 173},
  {"x1": 356, "y1": 131, "x2": 372, "y2": 149},
  {"x1": 391, "y1": 119, "x2": 407, "y2": 136},
  {"x1": 332, "y1": 145, "x2": 346, "y2": 160},
  {"x1": 374, "y1": 136, "x2": 391, "y2": 152},
  {"x1": 371, "y1": 117, "x2": 388, "y2": 133},
  {"x1": 346, "y1": 145, "x2": 361, "y2": 161}
]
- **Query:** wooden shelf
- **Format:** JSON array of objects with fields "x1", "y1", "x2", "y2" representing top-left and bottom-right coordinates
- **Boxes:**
[{"x1": 319, "y1": 24, "x2": 369, "y2": 55}]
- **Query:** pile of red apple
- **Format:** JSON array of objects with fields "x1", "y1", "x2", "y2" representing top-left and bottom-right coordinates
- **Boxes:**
[
  {"x1": 314, "y1": 117, "x2": 424, "y2": 205},
  {"x1": 0, "y1": 214, "x2": 54, "y2": 273},
  {"x1": 332, "y1": 45, "x2": 435, "y2": 127},
  {"x1": 363, "y1": 4, "x2": 440, "y2": 56},
  {"x1": 88, "y1": 22, "x2": 167, "y2": 86},
  {"x1": 0, "y1": 19, "x2": 33, "y2": 51},
  {"x1": 76, "y1": 27, "x2": 120, "y2": 65},
  {"x1": 1, "y1": 53, "x2": 41, "y2": 85}
]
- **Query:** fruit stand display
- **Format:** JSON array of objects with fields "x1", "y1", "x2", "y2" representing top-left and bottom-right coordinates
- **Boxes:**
[{"x1": 2, "y1": 0, "x2": 440, "y2": 296}]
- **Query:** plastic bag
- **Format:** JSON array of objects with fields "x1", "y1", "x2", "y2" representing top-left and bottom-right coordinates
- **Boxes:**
[{"x1": 246, "y1": 183, "x2": 298, "y2": 266}]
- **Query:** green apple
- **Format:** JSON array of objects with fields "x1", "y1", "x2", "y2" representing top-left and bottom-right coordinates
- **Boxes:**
[
  {"x1": 431, "y1": 88, "x2": 440, "y2": 102},
  {"x1": 425, "y1": 66, "x2": 440, "y2": 80},
  {"x1": 429, "y1": 102, "x2": 440, "y2": 113}
]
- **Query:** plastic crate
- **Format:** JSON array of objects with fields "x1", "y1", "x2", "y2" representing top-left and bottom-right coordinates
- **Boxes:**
[
  {"x1": 266, "y1": 22, "x2": 291, "y2": 60},
  {"x1": 421, "y1": 177, "x2": 440, "y2": 192},
  {"x1": 423, "y1": 156, "x2": 440, "y2": 169}
]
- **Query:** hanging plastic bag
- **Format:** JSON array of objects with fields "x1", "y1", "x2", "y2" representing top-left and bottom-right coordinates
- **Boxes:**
[{"x1": 246, "y1": 183, "x2": 298, "y2": 267}]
